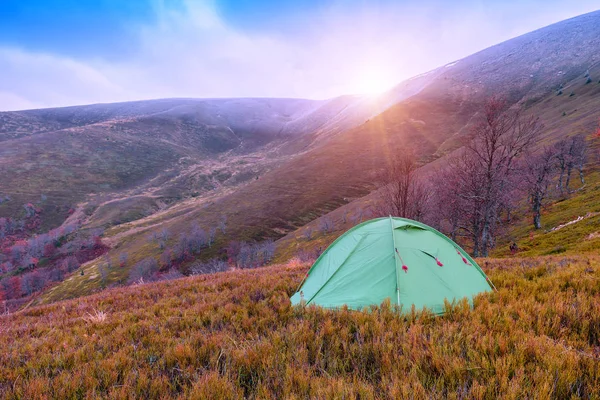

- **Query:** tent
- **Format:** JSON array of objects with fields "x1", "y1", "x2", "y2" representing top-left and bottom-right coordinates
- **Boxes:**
[{"x1": 290, "y1": 217, "x2": 493, "y2": 314}]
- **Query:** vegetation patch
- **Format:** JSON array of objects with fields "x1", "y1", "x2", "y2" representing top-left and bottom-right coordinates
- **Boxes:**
[{"x1": 1, "y1": 256, "x2": 599, "y2": 398}]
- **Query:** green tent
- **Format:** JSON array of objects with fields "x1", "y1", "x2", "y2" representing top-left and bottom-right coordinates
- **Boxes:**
[{"x1": 291, "y1": 217, "x2": 493, "y2": 314}]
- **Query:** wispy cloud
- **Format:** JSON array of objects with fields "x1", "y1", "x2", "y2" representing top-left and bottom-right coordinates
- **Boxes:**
[{"x1": 0, "y1": 0, "x2": 598, "y2": 111}]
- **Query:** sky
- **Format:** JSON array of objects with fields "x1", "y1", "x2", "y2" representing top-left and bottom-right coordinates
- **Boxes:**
[{"x1": 0, "y1": 0, "x2": 598, "y2": 111}]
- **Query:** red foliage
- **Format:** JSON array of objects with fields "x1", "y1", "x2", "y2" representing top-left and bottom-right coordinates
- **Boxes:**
[
  {"x1": 5, "y1": 276, "x2": 22, "y2": 299},
  {"x1": 93, "y1": 236, "x2": 103, "y2": 247},
  {"x1": 43, "y1": 242, "x2": 56, "y2": 258}
]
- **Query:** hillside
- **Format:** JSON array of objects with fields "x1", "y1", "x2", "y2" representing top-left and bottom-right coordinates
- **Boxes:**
[
  {"x1": 0, "y1": 96, "x2": 395, "y2": 230},
  {"x1": 2, "y1": 10, "x2": 600, "y2": 306},
  {"x1": 274, "y1": 134, "x2": 600, "y2": 262},
  {"x1": 1, "y1": 255, "x2": 599, "y2": 398},
  {"x1": 91, "y1": 7, "x2": 600, "y2": 285}
]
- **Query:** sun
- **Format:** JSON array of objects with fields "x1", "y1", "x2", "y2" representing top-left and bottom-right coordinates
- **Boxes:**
[{"x1": 354, "y1": 65, "x2": 394, "y2": 96}]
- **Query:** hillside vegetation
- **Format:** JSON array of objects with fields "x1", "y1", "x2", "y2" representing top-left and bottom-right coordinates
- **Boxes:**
[
  {"x1": 2, "y1": 11, "x2": 600, "y2": 311},
  {"x1": 1, "y1": 256, "x2": 599, "y2": 399}
]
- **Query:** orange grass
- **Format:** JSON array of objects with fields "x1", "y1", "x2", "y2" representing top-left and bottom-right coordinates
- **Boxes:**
[{"x1": 1, "y1": 256, "x2": 599, "y2": 399}]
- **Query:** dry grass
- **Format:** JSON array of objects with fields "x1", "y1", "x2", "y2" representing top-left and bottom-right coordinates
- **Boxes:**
[
  {"x1": 83, "y1": 309, "x2": 109, "y2": 324},
  {"x1": 1, "y1": 256, "x2": 599, "y2": 399}
]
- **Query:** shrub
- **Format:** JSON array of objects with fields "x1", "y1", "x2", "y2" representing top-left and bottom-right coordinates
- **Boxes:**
[
  {"x1": 127, "y1": 258, "x2": 159, "y2": 284},
  {"x1": 190, "y1": 258, "x2": 228, "y2": 275}
]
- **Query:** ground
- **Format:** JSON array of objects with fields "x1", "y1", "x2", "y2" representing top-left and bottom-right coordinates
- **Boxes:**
[{"x1": 1, "y1": 256, "x2": 598, "y2": 399}]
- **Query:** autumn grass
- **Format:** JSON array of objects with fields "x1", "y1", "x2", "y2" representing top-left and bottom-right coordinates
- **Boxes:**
[
  {"x1": 492, "y1": 168, "x2": 600, "y2": 257},
  {"x1": 1, "y1": 255, "x2": 599, "y2": 399}
]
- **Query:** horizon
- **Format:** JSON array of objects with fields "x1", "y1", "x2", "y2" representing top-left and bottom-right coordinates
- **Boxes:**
[{"x1": 1, "y1": 1, "x2": 599, "y2": 111}]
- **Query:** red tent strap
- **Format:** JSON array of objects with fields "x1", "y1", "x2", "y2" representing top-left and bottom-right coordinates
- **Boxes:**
[
  {"x1": 455, "y1": 247, "x2": 471, "y2": 265},
  {"x1": 396, "y1": 248, "x2": 409, "y2": 273}
]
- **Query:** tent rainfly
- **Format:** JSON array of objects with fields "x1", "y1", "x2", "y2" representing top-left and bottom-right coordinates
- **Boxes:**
[{"x1": 290, "y1": 217, "x2": 493, "y2": 314}]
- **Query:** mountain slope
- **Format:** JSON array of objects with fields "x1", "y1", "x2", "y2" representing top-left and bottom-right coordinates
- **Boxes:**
[
  {"x1": 108, "y1": 9, "x2": 600, "y2": 253},
  {"x1": 4, "y1": 11, "x2": 600, "y2": 304},
  {"x1": 0, "y1": 96, "x2": 401, "y2": 229}
]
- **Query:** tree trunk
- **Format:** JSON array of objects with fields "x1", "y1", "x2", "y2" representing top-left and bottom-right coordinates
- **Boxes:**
[
  {"x1": 532, "y1": 202, "x2": 542, "y2": 229},
  {"x1": 472, "y1": 235, "x2": 480, "y2": 257},
  {"x1": 532, "y1": 194, "x2": 542, "y2": 229},
  {"x1": 557, "y1": 167, "x2": 565, "y2": 193},
  {"x1": 566, "y1": 166, "x2": 572, "y2": 193},
  {"x1": 533, "y1": 213, "x2": 541, "y2": 230},
  {"x1": 579, "y1": 165, "x2": 585, "y2": 185},
  {"x1": 480, "y1": 213, "x2": 491, "y2": 258}
]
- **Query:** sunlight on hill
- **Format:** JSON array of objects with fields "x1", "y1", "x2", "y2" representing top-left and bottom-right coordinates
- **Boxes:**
[{"x1": 354, "y1": 63, "x2": 396, "y2": 95}]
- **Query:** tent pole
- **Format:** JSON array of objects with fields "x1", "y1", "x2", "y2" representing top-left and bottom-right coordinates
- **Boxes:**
[{"x1": 390, "y1": 216, "x2": 401, "y2": 307}]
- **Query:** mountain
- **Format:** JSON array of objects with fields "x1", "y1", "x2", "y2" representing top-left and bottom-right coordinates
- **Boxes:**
[
  {"x1": 0, "y1": 95, "x2": 404, "y2": 229},
  {"x1": 1, "y1": 10, "x2": 600, "y2": 304},
  {"x1": 109, "y1": 8, "x2": 600, "y2": 252}
]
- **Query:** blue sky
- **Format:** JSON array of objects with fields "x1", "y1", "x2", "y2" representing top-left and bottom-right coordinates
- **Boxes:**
[{"x1": 0, "y1": 0, "x2": 598, "y2": 110}]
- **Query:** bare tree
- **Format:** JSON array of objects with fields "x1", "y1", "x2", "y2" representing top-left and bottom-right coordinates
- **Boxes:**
[
  {"x1": 189, "y1": 224, "x2": 207, "y2": 251},
  {"x1": 374, "y1": 149, "x2": 431, "y2": 221},
  {"x1": 302, "y1": 226, "x2": 313, "y2": 240},
  {"x1": 208, "y1": 227, "x2": 217, "y2": 247},
  {"x1": 522, "y1": 147, "x2": 556, "y2": 229},
  {"x1": 190, "y1": 258, "x2": 228, "y2": 275},
  {"x1": 567, "y1": 135, "x2": 587, "y2": 190},
  {"x1": 127, "y1": 258, "x2": 159, "y2": 284},
  {"x1": 318, "y1": 216, "x2": 335, "y2": 234},
  {"x1": 350, "y1": 208, "x2": 365, "y2": 225},
  {"x1": 98, "y1": 262, "x2": 110, "y2": 287},
  {"x1": 555, "y1": 135, "x2": 587, "y2": 194},
  {"x1": 218, "y1": 215, "x2": 227, "y2": 234},
  {"x1": 432, "y1": 98, "x2": 542, "y2": 256},
  {"x1": 465, "y1": 98, "x2": 542, "y2": 256},
  {"x1": 433, "y1": 150, "x2": 486, "y2": 253},
  {"x1": 159, "y1": 228, "x2": 170, "y2": 242},
  {"x1": 377, "y1": 150, "x2": 415, "y2": 216}
]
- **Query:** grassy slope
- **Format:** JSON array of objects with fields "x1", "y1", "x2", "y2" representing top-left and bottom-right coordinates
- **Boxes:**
[
  {"x1": 2, "y1": 256, "x2": 599, "y2": 399},
  {"x1": 11, "y1": 14, "x2": 600, "y2": 302},
  {"x1": 273, "y1": 104, "x2": 600, "y2": 264},
  {"x1": 493, "y1": 171, "x2": 600, "y2": 257},
  {"x1": 38, "y1": 78, "x2": 600, "y2": 302}
]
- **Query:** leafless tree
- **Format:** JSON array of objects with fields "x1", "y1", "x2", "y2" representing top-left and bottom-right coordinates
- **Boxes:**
[
  {"x1": 318, "y1": 216, "x2": 335, "y2": 234},
  {"x1": 555, "y1": 135, "x2": 587, "y2": 194},
  {"x1": 350, "y1": 208, "x2": 365, "y2": 225},
  {"x1": 159, "y1": 228, "x2": 170, "y2": 242},
  {"x1": 218, "y1": 215, "x2": 227, "y2": 234},
  {"x1": 522, "y1": 147, "x2": 557, "y2": 229},
  {"x1": 127, "y1": 258, "x2": 159, "y2": 284},
  {"x1": 302, "y1": 226, "x2": 313, "y2": 240},
  {"x1": 227, "y1": 239, "x2": 276, "y2": 269},
  {"x1": 98, "y1": 259, "x2": 110, "y2": 287},
  {"x1": 432, "y1": 150, "x2": 485, "y2": 252},
  {"x1": 567, "y1": 135, "x2": 587, "y2": 190},
  {"x1": 464, "y1": 98, "x2": 542, "y2": 256},
  {"x1": 190, "y1": 258, "x2": 228, "y2": 275},
  {"x1": 208, "y1": 227, "x2": 217, "y2": 247},
  {"x1": 432, "y1": 98, "x2": 542, "y2": 256},
  {"x1": 374, "y1": 149, "x2": 432, "y2": 221}
]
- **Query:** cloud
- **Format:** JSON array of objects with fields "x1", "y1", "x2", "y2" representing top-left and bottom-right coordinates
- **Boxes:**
[
  {"x1": 0, "y1": 0, "x2": 598, "y2": 110},
  {"x1": 0, "y1": 47, "x2": 129, "y2": 109}
]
